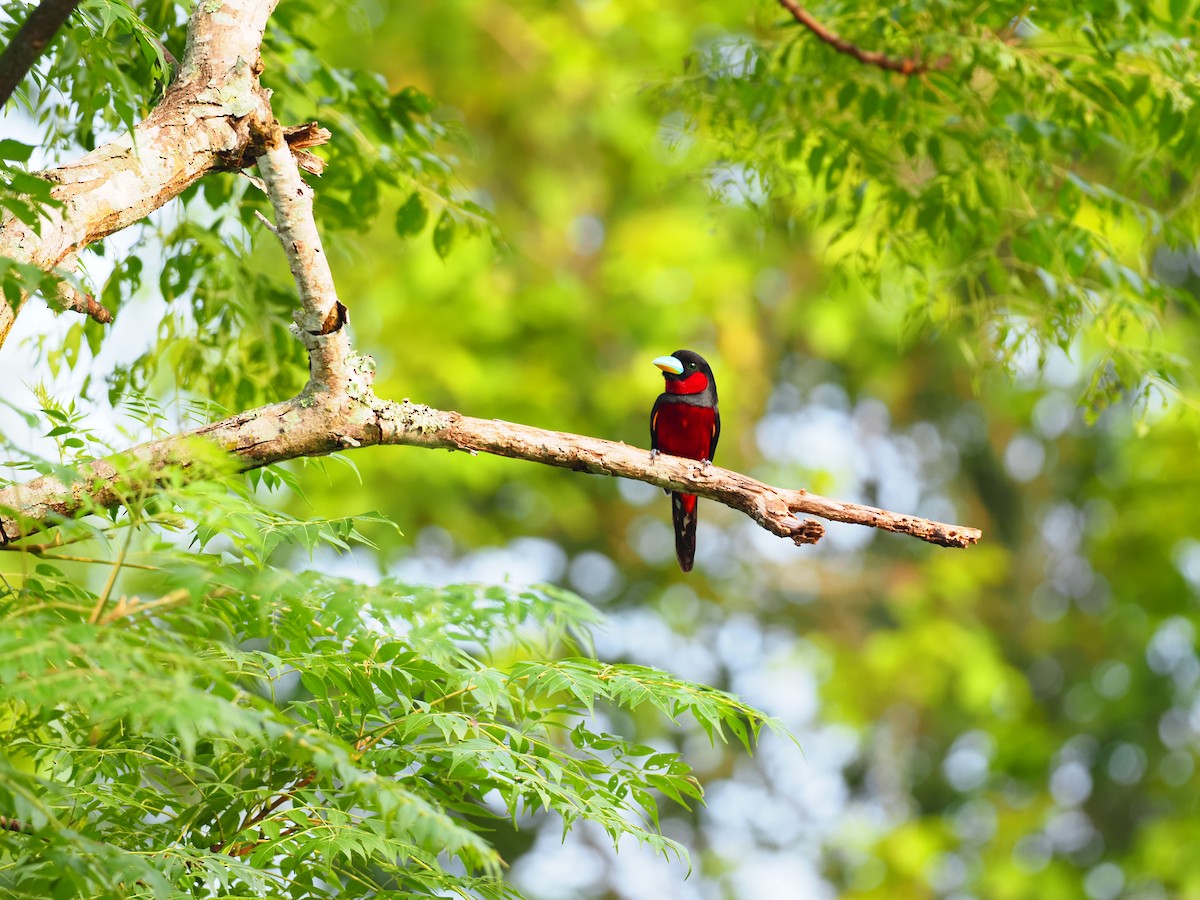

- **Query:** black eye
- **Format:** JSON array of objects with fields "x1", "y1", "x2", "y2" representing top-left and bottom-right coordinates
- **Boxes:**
[{"x1": 688, "y1": 362, "x2": 697, "y2": 369}]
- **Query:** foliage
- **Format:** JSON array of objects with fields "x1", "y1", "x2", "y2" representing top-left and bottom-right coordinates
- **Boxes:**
[
  {"x1": 669, "y1": 2, "x2": 1200, "y2": 416},
  {"x1": 4, "y1": 0, "x2": 174, "y2": 152},
  {"x1": 1, "y1": 5, "x2": 778, "y2": 889},
  {"x1": 0, "y1": 429, "x2": 775, "y2": 896}
]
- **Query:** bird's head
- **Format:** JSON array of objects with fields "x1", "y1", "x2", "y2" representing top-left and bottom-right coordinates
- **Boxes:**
[{"x1": 653, "y1": 349, "x2": 716, "y2": 397}]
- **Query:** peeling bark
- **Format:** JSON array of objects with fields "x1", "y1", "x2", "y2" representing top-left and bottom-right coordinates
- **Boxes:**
[{"x1": 254, "y1": 119, "x2": 351, "y2": 389}]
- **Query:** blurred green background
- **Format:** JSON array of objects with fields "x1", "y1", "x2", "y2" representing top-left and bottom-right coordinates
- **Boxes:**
[{"x1": 271, "y1": 2, "x2": 1200, "y2": 898}]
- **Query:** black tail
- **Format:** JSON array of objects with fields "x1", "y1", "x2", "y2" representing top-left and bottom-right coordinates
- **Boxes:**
[{"x1": 671, "y1": 492, "x2": 698, "y2": 573}]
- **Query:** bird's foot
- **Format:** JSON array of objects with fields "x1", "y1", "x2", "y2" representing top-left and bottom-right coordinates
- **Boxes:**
[
  {"x1": 700, "y1": 458, "x2": 712, "y2": 472},
  {"x1": 650, "y1": 449, "x2": 660, "y2": 462}
]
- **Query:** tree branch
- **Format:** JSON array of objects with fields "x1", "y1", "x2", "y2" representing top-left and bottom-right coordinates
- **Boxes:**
[
  {"x1": 777, "y1": 0, "x2": 949, "y2": 75},
  {"x1": 0, "y1": 0, "x2": 305, "y2": 349},
  {"x1": 0, "y1": 0, "x2": 83, "y2": 108},
  {"x1": 0, "y1": 385, "x2": 981, "y2": 550},
  {"x1": 50, "y1": 266, "x2": 112, "y2": 324},
  {"x1": 254, "y1": 119, "x2": 349, "y2": 389}
]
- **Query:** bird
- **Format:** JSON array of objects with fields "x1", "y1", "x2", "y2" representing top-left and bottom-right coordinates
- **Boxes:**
[{"x1": 650, "y1": 350, "x2": 720, "y2": 573}]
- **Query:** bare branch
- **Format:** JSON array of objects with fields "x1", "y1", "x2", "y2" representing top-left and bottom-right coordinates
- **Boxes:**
[
  {"x1": 253, "y1": 209, "x2": 278, "y2": 236},
  {"x1": 0, "y1": 385, "x2": 981, "y2": 550},
  {"x1": 254, "y1": 119, "x2": 350, "y2": 390},
  {"x1": 777, "y1": 0, "x2": 950, "y2": 76},
  {"x1": 376, "y1": 404, "x2": 975, "y2": 547},
  {"x1": 0, "y1": 0, "x2": 83, "y2": 107},
  {"x1": 51, "y1": 272, "x2": 112, "y2": 324}
]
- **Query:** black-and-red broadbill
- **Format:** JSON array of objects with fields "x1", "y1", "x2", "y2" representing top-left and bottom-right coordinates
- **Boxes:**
[{"x1": 650, "y1": 350, "x2": 720, "y2": 573}]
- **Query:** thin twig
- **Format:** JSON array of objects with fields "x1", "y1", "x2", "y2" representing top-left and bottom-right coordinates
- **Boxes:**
[
  {"x1": 354, "y1": 683, "x2": 478, "y2": 758},
  {"x1": 1, "y1": 531, "x2": 74, "y2": 552},
  {"x1": 227, "y1": 821, "x2": 310, "y2": 857},
  {"x1": 5, "y1": 601, "x2": 92, "y2": 617},
  {"x1": 212, "y1": 771, "x2": 316, "y2": 855},
  {"x1": 0, "y1": 545, "x2": 161, "y2": 570},
  {"x1": 88, "y1": 525, "x2": 133, "y2": 624},
  {"x1": 777, "y1": 0, "x2": 950, "y2": 75},
  {"x1": 253, "y1": 209, "x2": 278, "y2": 236},
  {"x1": 97, "y1": 588, "x2": 189, "y2": 625}
]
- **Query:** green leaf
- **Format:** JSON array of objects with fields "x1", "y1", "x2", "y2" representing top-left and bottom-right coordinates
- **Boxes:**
[
  {"x1": 394, "y1": 191, "x2": 428, "y2": 237},
  {"x1": 0, "y1": 140, "x2": 34, "y2": 162},
  {"x1": 807, "y1": 142, "x2": 825, "y2": 179},
  {"x1": 433, "y1": 210, "x2": 456, "y2": 259}
]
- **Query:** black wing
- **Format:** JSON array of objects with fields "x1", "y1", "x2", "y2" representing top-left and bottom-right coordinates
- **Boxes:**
[
  {"x1": 710, "y1": 405, "x2": 720, "y2": 461},
  {"x1": 650, "y1": 393, "x2": 668, "y2": 452}
]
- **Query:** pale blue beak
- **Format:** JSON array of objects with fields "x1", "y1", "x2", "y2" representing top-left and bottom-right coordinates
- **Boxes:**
[{"x1": 653, "y1": 355, "x2": 684, "y2": 375}]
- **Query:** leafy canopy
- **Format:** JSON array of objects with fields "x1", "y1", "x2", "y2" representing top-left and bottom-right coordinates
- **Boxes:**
[{"x1": 666, "y1": 2, "x2": 1200, "y2": 416}]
